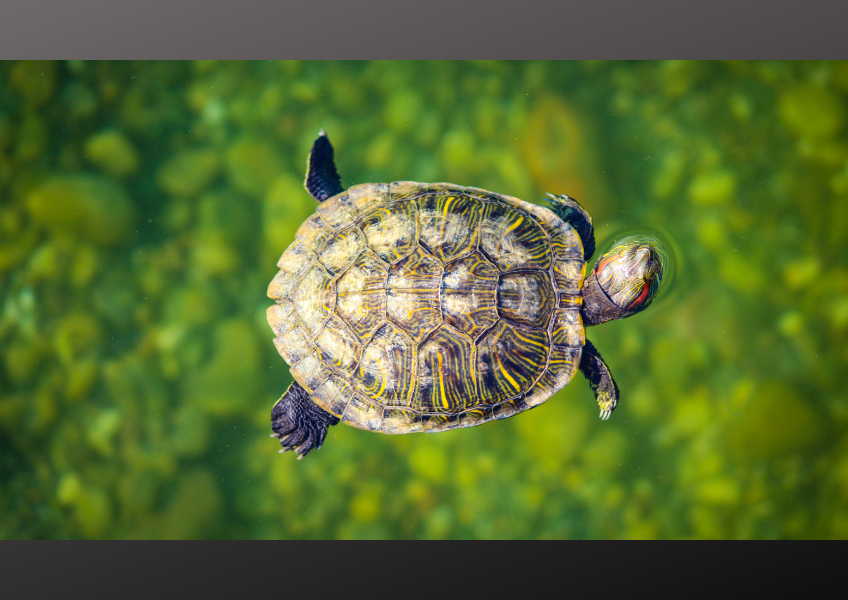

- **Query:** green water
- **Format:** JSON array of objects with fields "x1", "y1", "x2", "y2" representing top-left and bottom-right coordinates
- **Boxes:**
[{"x1": 1, "y1": 60, "x2": 847, "y2": 539}]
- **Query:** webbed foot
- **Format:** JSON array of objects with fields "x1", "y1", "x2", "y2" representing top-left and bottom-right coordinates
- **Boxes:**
[
  {"x1": 579, "y1": 339, "x2": 620, "y2": 420},
  {"x1": 271, "y1": 382, "x2": 339, "y2": 459}
]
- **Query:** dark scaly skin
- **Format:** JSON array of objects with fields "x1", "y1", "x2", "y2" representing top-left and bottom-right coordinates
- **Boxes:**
[
  {"x1": 579, "y1": 339, "x2": 620, "y2": 420},
  {"x1": 271, "y1": 382, "x2": 339, "y2": 458},
  {"x1": 304, "y1": 130, "x2": 343, "y2": 202}
]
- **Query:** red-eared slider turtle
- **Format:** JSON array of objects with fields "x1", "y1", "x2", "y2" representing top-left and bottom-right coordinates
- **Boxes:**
[{"x1": 267, "y1": 132, "x2": 664, "y2": 458}]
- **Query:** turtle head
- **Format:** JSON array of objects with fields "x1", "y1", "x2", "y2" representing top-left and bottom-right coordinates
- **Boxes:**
[{"x1": 581, "y1": 241, "x2": 664, "y2": 325}]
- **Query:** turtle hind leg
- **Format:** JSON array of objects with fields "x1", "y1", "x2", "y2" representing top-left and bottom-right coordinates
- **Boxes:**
[
  {"x1": 304, "y1": 130, "x2": 344, "y2": 202},
  {"x1": 578, "y1": 339, "x2": 620, "y2": 420},
  {"x1": 271, "y1": 382, "x2": 339, "y2": 459}
]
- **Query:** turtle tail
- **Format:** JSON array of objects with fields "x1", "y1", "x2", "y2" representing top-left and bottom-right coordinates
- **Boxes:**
[{"x1": 271, "y1": 382, "x2": 339, "y2": 459}]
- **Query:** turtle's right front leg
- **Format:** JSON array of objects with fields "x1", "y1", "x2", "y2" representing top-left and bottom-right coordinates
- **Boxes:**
[{"x1": 579, "y1": 339, "x2": 620, "y2": 420}]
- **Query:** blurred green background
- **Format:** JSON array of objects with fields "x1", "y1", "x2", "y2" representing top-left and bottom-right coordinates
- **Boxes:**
[{"x1": 1, "y1": 61, "x2": 847, "y2": 539}]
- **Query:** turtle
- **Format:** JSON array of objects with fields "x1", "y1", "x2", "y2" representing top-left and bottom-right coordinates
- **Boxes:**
[{"x1": 267, "y1": 131, "x2": 664, "y2": 458}]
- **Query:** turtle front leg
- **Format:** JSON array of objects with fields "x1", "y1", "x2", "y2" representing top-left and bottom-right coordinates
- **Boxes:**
[
  {"x1": 271, "y1": 382, "x2": 339, "y2": 459},
  {"x1": 546, "y1": 193, "x2": 596, "y2": 261},
  {"x1": 579, "y1": 339, "x2": 620, "y2": 420}
]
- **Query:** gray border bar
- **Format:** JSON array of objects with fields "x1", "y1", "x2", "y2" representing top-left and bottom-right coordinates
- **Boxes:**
[{"x1": 0, "y1": 0, "x2": 846, "y2": 59}]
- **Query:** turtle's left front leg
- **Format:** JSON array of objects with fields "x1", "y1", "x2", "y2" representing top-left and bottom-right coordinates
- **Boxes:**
[
  {"x1": 579, "y1": 339, "x2": 620, "y2": 420},
  {"x1": 547, "y1": 193, "x2": 596, "y2": 261}
]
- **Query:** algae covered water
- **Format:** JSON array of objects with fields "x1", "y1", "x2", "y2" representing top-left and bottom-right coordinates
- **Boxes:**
[{"x1": 1, "y1": 61, "x2": 847, "y2": 539}]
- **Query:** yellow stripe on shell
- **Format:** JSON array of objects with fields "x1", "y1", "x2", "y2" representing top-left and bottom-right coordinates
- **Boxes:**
[{"x1": 496, "y1": 351, "x2": 521, "y2": 393}]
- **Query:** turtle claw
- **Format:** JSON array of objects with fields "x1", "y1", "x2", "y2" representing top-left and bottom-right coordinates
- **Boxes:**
[{"x1": 580, "y1": 340, "x2": 620, "y2": 423}]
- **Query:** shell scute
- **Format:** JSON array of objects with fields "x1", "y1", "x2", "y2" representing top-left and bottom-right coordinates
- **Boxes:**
[
  {"x1": 341, "y1": 393, "x2": 384, "y2": 432},
  {"x1": 276, "y1": 241, "x2": 314, "y2": 276},
  {"x1": 336, "y1": 250, "x2": 388, "y2": 342},
  {"x1": 316, "y1": 191, "x2": 358, "y2": 229},
  {"x1": 267, "y1": 270, "x2": 299, "y2": 302},
  {"x1": 418, "y1": 192, "x2": 483, "y2": 261},
  {"x1": 546, "y1": 345, "x2": 582, "y2": 385},
  {"x1": 546, "y1": 220, "x2": 584, "y2": 260},
  {"x1": 353, "y1": 322, "x2": 415, "y2": 407},
  {"x1": 386, "y1": 247, "x2": 442, "y2": 344},
  {"x1": 360, "y1": 201, "x2": 419, "y2": 265},
  {"x1": 493, "y1": 397, "x2": 523, "y2": 420},
  {"x1": 496, "y1": 271, "x2": 555, "y2": 329},
  {"x1": 420, "y1": 412, "x2": 459, "y2": 432},
  {"x1": 290, "y1": 349, "x2": 332, "y2": 393},
  {"x1": 389, "y1": 180, "x2": 427, "y2": 199},
  {"x1": 552, "y1": 258, "x2": 585, "y2": 295},
  {"x1": 475, "y1": 321, "x2": 548, "y2": 405},
  {"x1": 266, "y1": 301, "x2": 298, "y2": 336},
  {"x1": 479, "y1": 202, "x2": 551, "y2": 272},
  {"x1": 527, "y1": 345, "x2": 582, "y2": 409},
  {"x1": 348, "y1": 183, "x2": 390, "y2": 213},
  {"x1": 273, "y1": 326, "x2": 311, "y2": 365},
  {"x1": 441, "y1": 252, "x2": 499, "y2": 340},
  {"x1": 312, "y1": 374, "x2": 354, "y2": 417},
  {"x1": 314, "y1": 316, "x2": 361, "y2": 378},
  {"x1": 416, "y1": 324, "x2": 478, "y2": 413},
  {"x1": 458, "y1": 406, "x2": 493, "y2": 428},
  {"x1": 295, "y1": 212, "x2": 335, "y2": 250},
  {"x1": 551, "y1": 308, "x2": 585, "y2": 347},
  {"x1": 382, "y1": 407, "x2": 422, "y2": 434},
  {"x1": 318, "y1": 227, "x2": 365, "y2": 276},
  {"x1": 294, "y1": 264, "x2": 335, "y2": 337}
]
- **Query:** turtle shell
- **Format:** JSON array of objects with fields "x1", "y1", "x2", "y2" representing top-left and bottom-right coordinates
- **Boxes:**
[{"x1": 267, "y1": 182, "x2": 587, "y2": 434}]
